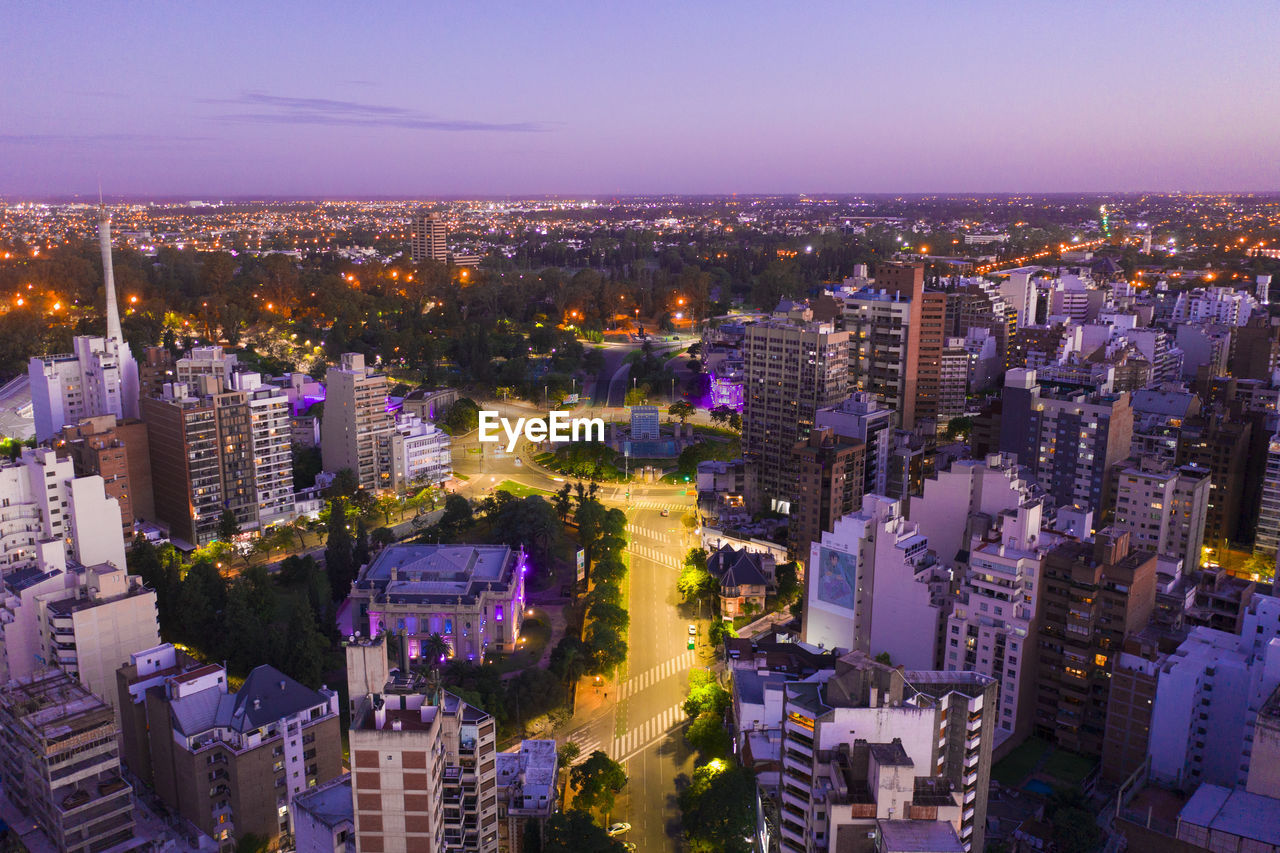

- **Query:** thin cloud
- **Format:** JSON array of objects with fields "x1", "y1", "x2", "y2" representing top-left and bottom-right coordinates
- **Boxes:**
[
  {"x1": 0, "y1": 132, "x2": 215, "y2": 145},
  {"x1": 205, "y1": 90, "x2": 553, "y2": 133}
]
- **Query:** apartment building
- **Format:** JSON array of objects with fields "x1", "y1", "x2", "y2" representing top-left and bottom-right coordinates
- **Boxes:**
[
  {"x1": 0, "y1": 669, "x2": 137, "y2": 853},
  {"x1": 743, "y1": 319, "x2": 849, "y2": 513},
  {"x1": 117, "y1": 648, "x2": 343, "y2": 850},
  {"x1": 771, "y1": 651, "x2": 996, "y2": 853},
  {"x1": 141, "y1": 374, "x2": 294, "y2": 545},
  {"x1": 803, "y1": 495, "x2": 950, "y2": 670},
  {"x1": 1034, "y1": 529, "x2": 1157, "y2": 755},
  {"x1": 322, "y1": 353, "x2": 395, "y2": 490},
  {"x1": 1257, "y1": 432, "x2": 1280, "y2": 557},
  {"x1": 998, "y1": 368, "x2": 1134, "y2": 515},
  {"x1": 0, "y1": 447, "x2": 127, "y2": 573},
  {"x1": 790, "y1": 427, "x2": 865, "y2": 568},
  {"x1": 815, "y1": 393, "x2": 894, "y2": 499},
  {"x1": 837, "y1": 263, "x2": 924, "y2": 430},
  {"x1": 55, "y1": 414, "x2": 154, "y2": 536},
  {"x1": 347, "y1": 635, "x2": 499, "y2": 853},
  {"x1": 385, "y1": 413, "x2": 453, "y2": 490},
  {"x1": 292, "y1": 775, "x2": 354, "y2": 853},
  {"x1": 29, "y1": 335, "x2": 139, "y2": 443},
  {"x1": 346, "y1": 544, "x2": 527, "y2": 661},
  {"x1": 1110, "y1": 456, "x2": 1211, "y2": 570},
  {"x1": 1175, "y1": 412, "x2": 1252, "y2": 547},
  {"x1": 0, "y1": 560, "x2": 159, "y2": 712}
]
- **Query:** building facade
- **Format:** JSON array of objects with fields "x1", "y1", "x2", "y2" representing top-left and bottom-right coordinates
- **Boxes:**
[
  {"x1": 322, "y1": 353, "x2": 394, "y2": 490},
  {"x1": 55, "y1": 414, "x2": 154, "y2": 536},
  {"x1": 410, "y1": 212, "x2": 449, "y2": 263},
  {"x1": 1110, "y1": 456, "x2": 1211, "y2": 570},
  {"x1": 790, "y1": 427, "x2": 865, "y2": 568}
]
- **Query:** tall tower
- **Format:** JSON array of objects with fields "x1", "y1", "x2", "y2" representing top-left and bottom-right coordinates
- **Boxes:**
[
  {"x1": 98, "y1": 205, "x2": 124, "y2": 344},
  {"x1": 409, "y1": 212, "x2": 448, "y2": 263},
  {"x1": 96, "y1": 205, "x2": 140, "y2": 417}
]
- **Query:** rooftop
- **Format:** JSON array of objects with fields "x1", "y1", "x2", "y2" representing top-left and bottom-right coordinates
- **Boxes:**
[
  {"x1": 878, "y1": 819, "x2": 965, "y2": 853},
  {"x1": 1179, "y1": 784, "x2": 1280, "y2": 845},
  {"x1": 354, "y1": 543, "x2": 519, "y2": 604},
  {"x1": 292, "y1": 775, "x2": 353, "y2": 829}
]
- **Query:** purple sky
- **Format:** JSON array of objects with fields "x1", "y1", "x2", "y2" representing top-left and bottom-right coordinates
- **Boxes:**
[{"x1": 3, "y1": 1, "x2": 1279, "y2": 197}]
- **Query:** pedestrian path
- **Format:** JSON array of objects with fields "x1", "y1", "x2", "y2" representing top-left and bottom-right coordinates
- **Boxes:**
[
  {"x1": 627, "y1": 543, "x2": 681, "y2": 569},
  {"x1": 566, "y1": 725, "x2": 611, "y2": 764},
  {"x1": 613, "y1": 702, "x2": 686, "y2": 761},
  {"x1": 630, "y1": 499, "x2": 688, "y2": 511},
  {"x1": 618, "y1": 650, "x2": 696, "y2": 699}
]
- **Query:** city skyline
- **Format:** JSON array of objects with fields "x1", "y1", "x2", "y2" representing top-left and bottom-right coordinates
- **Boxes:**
[{"x1": 4, "y1": 1, "x2": 1280, "y2": 197}]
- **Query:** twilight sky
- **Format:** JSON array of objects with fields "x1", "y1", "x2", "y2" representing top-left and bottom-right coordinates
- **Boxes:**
[{"x1": 3, "y1": 1, "x2": 1278, "y2": 197}]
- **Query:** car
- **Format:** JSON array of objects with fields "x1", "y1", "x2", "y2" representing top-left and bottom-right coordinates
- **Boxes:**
[
  {"x1": 660, "y1": 508, "x2": 670, "y2": 517},
  {"x1": 623, "y1": 844, "x2": 637, "y2": 851},
  {"x1": 688, "y1": 623, "x2": 697, "y2": 636},
  {"x1": 607, "y1": 823, "x2": 631, "y2": 836}
]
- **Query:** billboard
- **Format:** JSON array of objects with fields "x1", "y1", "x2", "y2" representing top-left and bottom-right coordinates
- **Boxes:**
[
  {"x1": 576, "y1": 548, "x2": 586, "y2": 582},
  {"x1": 816, "y1": 546, "x2": 857, "y2": 611}
]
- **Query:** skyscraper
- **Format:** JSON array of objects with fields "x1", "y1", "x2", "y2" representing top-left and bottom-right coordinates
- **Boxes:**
[
  {"x1": 410, "y1": 212, "x2": 448, "y2": 263},
  {"x1": 742, "y1": 319, "x2": 849, "y2": 513},
  {"x1": 790, "y1": 427, "x2": 865, "y2": 568},
  {"x1": 28, "y1": 206, "x2": 139, "y2": 442},
  {"x1": 838, "y1": 262, "x2": 924, "y2": 430}
]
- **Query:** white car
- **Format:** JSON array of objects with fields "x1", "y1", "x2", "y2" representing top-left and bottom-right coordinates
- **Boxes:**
[
  {"x1": 607, "y1": 822, "x2": 631, "y2": 836},
  {"x1": 688, "y1": 624, "x2": 697, "y2": 636}
]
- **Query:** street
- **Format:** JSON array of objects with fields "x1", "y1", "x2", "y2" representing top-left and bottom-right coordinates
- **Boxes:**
[{"x1": 450, "y1": 411, "x2": 705, "y2": 850}]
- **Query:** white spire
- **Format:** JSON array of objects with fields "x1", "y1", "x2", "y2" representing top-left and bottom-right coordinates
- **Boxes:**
[{"x1": 97, "y1": 204, "x2": 124, "y2": 344}]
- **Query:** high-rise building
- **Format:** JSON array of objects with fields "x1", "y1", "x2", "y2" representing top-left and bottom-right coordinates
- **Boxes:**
[
  {"x1": 141, "y1": 374, "x2": 295, "y2": 545},
  {"x1": 117, "y1": 647, "x2": 343, "y2": 848},
  {"x1": 176, "y1": 345, "x2": 238, "y2": 388},
  {"x1": 838, "y1": 262, "x2": 924, "y2": 429},
  {"x1": 0, "y1": 560, "x2": 159, "y2": 713},
  {"x1": 495, "y1": 740, "x2": 558, "y2": 853},
  {"x1": 0, "y1": 669, "x2": 137, "y2": 853},
  {"x1": 410, "y1": 212, "x2": 449, "y2": 263},
  {"x1": 803, "y1": 495, "x2": 950, "y2": 669},
  {"x1": 770, "y1": 652, "x2": 996, "y2": 853},
  {"x1": 322, "y1": 353, "x2": 394, "y2": 491},
  {"x1": 28, "y1": 207, "x2": 139, "y2": 442},
  {"x1": 347, "y1": 635, "x2": 500, "y2": 853},
  {"x1": 1033, "y1": 529, "x2": 1157, "y2": 755},
  {"x1": 790, "y1": 427, "x2": 865, "y2": 567},
  {"x1": 998, "y1": 368, "x2": 1134, "y2": 514},
  {"x1": 816, "y1": 393, "x2": 894, "y2": 498},
  {"x1": 1176, "y1": 412, "x2": 1251, "y2": 548},
  {"x1": 937, "y1": 338, "x2": 970, "y2": 429},
  {"x1": 743, "y1": 320, "x2": 849, "y2": 513},
  {"x1": 998, "y1": 271, "x2": 1039, "y2": 328},
  {"x1": 1256, "y1": 432, "x2": 1280, "y2": 557},
  {"x1": 913, "y1": 290, "x2": 949, "y2": 431},
  {"x1": 0, "y1": 447, "x2": 127, "y2": 573},
  {"x1": 1110, "y1": 456, "x2": 1211, "y2": 570},
  {"x1": 55, "y1": 413, "x2": 154, "y2": 536}
]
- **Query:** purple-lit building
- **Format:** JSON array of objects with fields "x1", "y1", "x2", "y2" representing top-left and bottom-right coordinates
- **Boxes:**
[
  {"x1": 709, "y1": 371, "x2": 745, "y2": 412},
  {"x1": 344, "y1": 544, "x2": 527, "y2": 662}
]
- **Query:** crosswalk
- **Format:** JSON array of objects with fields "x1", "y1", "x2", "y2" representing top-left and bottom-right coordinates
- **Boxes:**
[
  {"x1": 630, "y1": 500, "x2": 688, "y2": 511},
  {"x1": 566, "y1": 726, "x2": 610, "y2": 764},
  {"x1": 618, "y1": 650, "x2": 696, "y2": 699},
  {"x1": 625, "y1": 522, "x2": 673, "y2": 545},
  {"x1": 613, "y1": 703, "x2": 685, "y2": 761},
  {"x1": 627, "y1": 543, "x2": 681, "y2": 569}
]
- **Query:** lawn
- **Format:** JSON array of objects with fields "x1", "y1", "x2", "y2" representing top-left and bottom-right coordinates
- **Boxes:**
[
  {"x1": 495, "y1": 479, "x2": 553, "y2": 498},
  {"x1": 488, "y1": 616, "x2": 552, "y2": 674},
  {"x1": 1041, "y1": 748, "x2": 1096, "y2": 786},
  {"x1": 992, "y1": 736, "x2": 1051, "y2": 787}
]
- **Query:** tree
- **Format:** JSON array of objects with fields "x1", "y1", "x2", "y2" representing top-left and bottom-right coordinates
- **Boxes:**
[
  {"x1": 550, "y1": 636, "x2": 589, "y2": 685},
  {"x1": 874, "y1": 651, "x2": 893, "y2": 666},
  {"x1": 325, "y1": 498, "x2": 355, "y2": 601},
  {"x1": 570, "y1": 751, "x2": 627, "y2": 816},
  {"x1": 686, "y1": 711, "x2": 731, "y2": 758},
  {"x1": 557, "y1": 742, "x2": 582, "y2": 767},
  {"x1": 216, "y1": 509, "x2": 240, "y2": 543},
  {"x1": 353, "y1": 518, "x2": 371, "y2": 570},
  {"x1": 707, "y1": 619, "x2": 736, "y2": 648},
  {"x1": 439, "y1": 494, "x2": 474, "y2": 538},
  {"x1": 280, "y1": 599, "x2": 329, "y2": 688},
  {"x1": 444, "y1": 398, "x2": 480, "y2": 434},
  {"x1": 774, "y1": 561, "x2": 800, "y2": 607},
  {"x1": 552, "y1": 483, "x2": 573, "y2": 522},
  {"x1": 678, "y1": 761, "x2": 756, "y2": 853},
  {"x1": 370, "y1": 526, "x2": 397, "y2": 548},
  {"x1": 234, "y1": 833, "x2": 271, "y2": 853},
  {"x1": 325, "y1": 468, "x2": 360, "y2": 499},
  {"x1": 542, "y1": 810, "x2": 624, "y2": 853},
  {"x1": 421, "y1": 632, "x2": 452, "y2": 671},
  {"x1": 677, "y1": 563, "x2": 718, "y2": 607},
  {"x1": 683, "y1": 670, "x2": 731, "y2": 718},
  {"x1": 1047, "y1": 792, "x2": 1102, "y2": 853},
  {"x1": 584, "y1": 623, "x2": 628, "y2": 675},
  {"x1": 668, "y1": 400, "x2": 694, "y2": 425}
]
